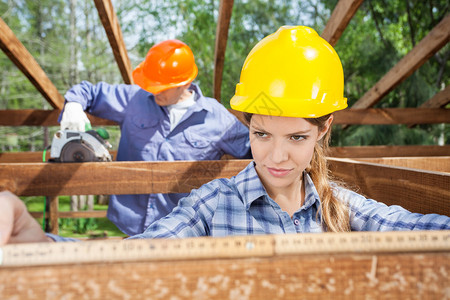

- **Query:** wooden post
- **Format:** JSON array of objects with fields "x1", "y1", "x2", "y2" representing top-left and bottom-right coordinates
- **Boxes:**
[{"x1": 48, "y1": 196, "x2": 59, "y2": 234}]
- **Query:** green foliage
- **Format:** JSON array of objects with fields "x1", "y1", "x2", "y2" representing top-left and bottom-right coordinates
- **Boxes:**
[
  {"x1": 1, "y1": 0, "x2": 448, "y2": 149},
  {"x1": 21, "y1": 195, "x2": 126, "y2": 238}
]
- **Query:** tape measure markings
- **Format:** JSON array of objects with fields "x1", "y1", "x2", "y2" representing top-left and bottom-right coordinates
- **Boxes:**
[{"x1": 1, "y1": 231, "x2": 449, "y2": 267}]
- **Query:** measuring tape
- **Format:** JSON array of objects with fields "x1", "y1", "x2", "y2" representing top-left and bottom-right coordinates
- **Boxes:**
[{"x1": 1, "y1": 230, "x2": 448, "y2": 267}]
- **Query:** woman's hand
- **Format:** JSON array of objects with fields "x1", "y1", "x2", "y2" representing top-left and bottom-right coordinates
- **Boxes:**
[{"x1": 0, "y1": 190, "x2": 52, "y2": 245}]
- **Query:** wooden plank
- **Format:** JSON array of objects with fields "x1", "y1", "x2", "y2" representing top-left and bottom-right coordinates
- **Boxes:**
[
  {"x1": 0, "y1": 160, "x2": 251, "y2": 197},
  {"x1": 48, "y1": 196, "x2": 59, "y2": 234},
  {"x1": 30, "y1": 210, "x2": 107, "y2": 219},
  {"x1": 333, "y1": 108, "x2": 450, "y2": 124},
  {"x1": 0, "y1": 232, "x2": 448, "y2": 299},
  {"x1": 351, "y1": 14, "x2": 450, "y2": 109},
  {"x1": 0, "y1": 151, "x2": 118, "y2": 163},
  {"x1": 328, "y1": 158, "x2": 450, "y2": 216},
  {"x1": 0, "y1": 18, "x2": 65, "y2": 109},
  {"x1": 329, "y1": 145, "x2": 450, "y2": 158},
  {"x1": 93, "y1": 0, "x2": 133, "y2": 84},
  {"x1": 1, "y1": 146, "x2": 448, "y2": 163},
  {"x1": 0, "y1": 109, "x2": 117, "y2": 126},
  {"x1": 321, "y1": 0, "x2": 364, "y2": 46},
  {"x1": 0, "y1": 160, "x2": 448, "y2": 216},
  {"x1": 355, "y1": 156, "x2": 450, "y2": 173},
  {"x1": 420, "y1": 85, "x2": 450, "y2": 108},
  {"x1": 3, "y1": 107, "x2": 448, "y2": 126},
  {"x1": 213, "y1": 0, "x2": 234, "y2": 102}
]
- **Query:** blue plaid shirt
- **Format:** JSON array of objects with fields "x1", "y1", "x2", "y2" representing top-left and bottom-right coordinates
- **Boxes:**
[
  {"x1": 48, "y1": 161, "x2": 450, "y2": 242},
  {"x1": 127, "y1": 162, "x2": 450, "y2": 239}
]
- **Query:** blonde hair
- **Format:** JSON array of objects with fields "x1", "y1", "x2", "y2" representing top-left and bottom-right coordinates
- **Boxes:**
[{"x1": 244, "y1": 113, "x2": 350, "y2": 232}]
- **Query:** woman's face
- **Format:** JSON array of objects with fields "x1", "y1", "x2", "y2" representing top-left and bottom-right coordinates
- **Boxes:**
[{"x1": 249, "y1": 114, "x2": 331, "y2": 195}]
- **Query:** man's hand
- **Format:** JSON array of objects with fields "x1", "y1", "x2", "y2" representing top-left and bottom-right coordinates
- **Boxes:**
[
  {"x1": 60, "y1": 102, "x2": 91, "y2": 132},
  {"x1": 0, "y1": 191, "x2": 52, "y2": 245}
]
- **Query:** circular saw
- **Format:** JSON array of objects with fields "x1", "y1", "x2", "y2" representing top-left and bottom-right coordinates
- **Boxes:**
[{"x1": 49, "y1": 130, "x2": 112, "y2": 162}]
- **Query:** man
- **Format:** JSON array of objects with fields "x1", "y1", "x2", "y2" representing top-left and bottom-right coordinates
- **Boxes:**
[{"x1": 59, "y1": 39, "x2": 251, "y2": 235}]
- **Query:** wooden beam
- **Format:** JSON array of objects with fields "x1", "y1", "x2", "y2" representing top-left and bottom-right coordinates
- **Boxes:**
[
  {"x1": 420, "y1": 85, "x2": 450, "y2": 108},
  {"x1": 0, "y1": 150, "x2": 118, "y2": 163},
  {"x1": 333, "y1": 108, "x2": 450, "y2": 124},
  {"x1": 354, "y1": 156, "x2": 450, "y2": 173},
  {"x1": 1, "y1": 146, "x2": 448, "y2": 164},
  {"x1": 328, "y1": 158, "x2": 450, "y2": 215},
  {"x1": 0, "y1": 18, "x2": 65, "y2": 109},
  {"x1": 48, "y1": 196, "x2": 59, "y2": 234},
  {"x1": 321, "y1": 0, "x2": 364, "y2": 46},
  {"x1": 3, "y1": 107, "x2": 447, "y2": 126},
  {"x1": 0, "y1": 232, "x2": 448, "y2": 299},
  {"x1": 30, "y1": 210, "x2": 107, "y2": 219},
  {"x1": 0, "y1": 109, "x2": 117, "y2": 126},
  {"x1": 213, "y1": 0, "x2": 234, "y2": 102},
  {"x1": 0, "y1": 159, "x2": 448, "y2": 215},
  {"x1": 93, "y1": 0, "x2": 133, "y2": 84},
  {"x1": 328, "y1": 145, "x2": 450, "y2": 158},
  {"x1": 0, "y1": 160, "x2": 251, "y2": 197},
  {"x1": 351, "y1": 14, "x2": 450, "y2": 109}
]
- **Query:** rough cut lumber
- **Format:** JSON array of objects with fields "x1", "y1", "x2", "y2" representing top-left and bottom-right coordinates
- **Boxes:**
[
  {"x1": 328, "y1": 158, "x2": 450, "y2": 216},
  {"x1": 30, "y1": 210, "x2": 107, "y2": 219},
  {"x1": 0, "y1": 159, "x2": 448, "y2": 216},
  {"x1": 1, "y1": 146, "x2": 448, "y2": 163},
  {"x1": 351, "y1": 14, "x2": 450, "y2": 109},
  {"x1": 321, "y1": 0, "x2": 364, "y2": 46},
  {"x1": 94, "y1": 0, "x2": 133, "y2": 84},
  {"x1": 419, "y1": 84, "x2": 450, "y2": 108},
  {"x1": 329, "y1": 145, "x2": 450, "y2": 158},
  {"x1": 0, "y1": 232, "x2": 448, "y2": 299},
  {"x1": 0, "y1": 150, "x2": 118, "y2": 163},
  {"x1": 0, "y1": 18, "x2": 65, "y2": 109},
  {"x1": 0, "y1": 109, "x2": 117, "y2": 126},
  {"x1": 333, "y1": 108, "x2": 450, "y2": 124},
  {"x1": 355, "y1": 156, "x2": 450, "y2": 173},
  {"x1": 230, "y1": 108, "x2": 450, "y2": 125},
  {"x1": 213, "y1": 0, "x2": 234, "y2": 102},
  {"x1": 2, "y1": 107, "x2": 449, "y2": 126}
]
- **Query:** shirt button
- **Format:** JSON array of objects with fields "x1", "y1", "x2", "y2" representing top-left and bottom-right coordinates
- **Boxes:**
[{"x1": 294, "y1": 219, "x2": 300, "y2": 226}]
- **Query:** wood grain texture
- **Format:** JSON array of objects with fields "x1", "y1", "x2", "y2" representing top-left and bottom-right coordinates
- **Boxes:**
[
  {"x1": 2, "y1": 107, "x2": 448, "y2": 126},
  {"x1": 321, "y1": 0, "x2": 364, "y2": 46},
  {"x1": 213, "y1": 0, "x2": 234, "y2": 102},
  {"x1": 328, "y1": 145, "x2": 450, "y2": 158},
  {"x1": 354, "y1": 156, "x2": 450, "y2": 173},
  {"x1": 0, "y1": 159, "x2": 448, "y2": 216},
  {"x1": 328, "y1": 158, "x2": 450, "y2": 216},
  {"x1": 0, "y1": 160, "x2": 251, "y2": 196},
  {"x1": 351, "y1": 14, "x2": 450, "y2": 109},
  {"x1": 0, "y1": 18, "x2": 65, "y2": 109},
  {"x1": 333, "y1": 108, "x2": 450, "y2": 124},
  {"x1": 0, "y1": 109, "x2": 117, "y2": 126},
  {"x1": 93, "y1": 0, "x2": 133, "y2": 84},
  {"x1": 0, "y1": 252, "x2": 448, "y2": 299},
  {"x1": 419, "y1": 85, "x2": 450, "y2": 108},
  {"x1": 2, "y1": 146, "x2": 448, "y2": 163}
]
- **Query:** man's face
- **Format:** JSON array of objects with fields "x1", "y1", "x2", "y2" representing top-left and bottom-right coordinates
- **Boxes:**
[{"x1": 154, "y1": 86, "x2": 187, "y2": 106}]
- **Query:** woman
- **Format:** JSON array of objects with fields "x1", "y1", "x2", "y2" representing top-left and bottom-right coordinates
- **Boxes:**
[{"x1": 0, "y1": 26, "x2": 448, "y2": 245}]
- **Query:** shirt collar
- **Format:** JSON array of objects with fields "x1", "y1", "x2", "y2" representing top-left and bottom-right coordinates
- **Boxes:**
[
  {"x1": 188, "y1": 83, "x2": 214, "y2": 113},
  {"x1": 302, "y1": 172, "x2": 322, "y2": 212},
  {"x1": 234, "y1": 161, "x2": 267, "y2": 210}
]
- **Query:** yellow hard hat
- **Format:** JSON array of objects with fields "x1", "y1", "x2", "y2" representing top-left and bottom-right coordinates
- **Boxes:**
[{"x1": 230, "y1": 26, "x2": 347, "y2": 118}]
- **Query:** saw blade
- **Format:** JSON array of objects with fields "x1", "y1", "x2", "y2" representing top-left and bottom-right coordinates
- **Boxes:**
[{"x1": 60, "y1": 140, "x2": 96, "y2": 162}]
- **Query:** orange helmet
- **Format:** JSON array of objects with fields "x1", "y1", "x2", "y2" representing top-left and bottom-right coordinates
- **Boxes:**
[{"x1": 132, "y1": 39, "x2": 198, "y2": 94}]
